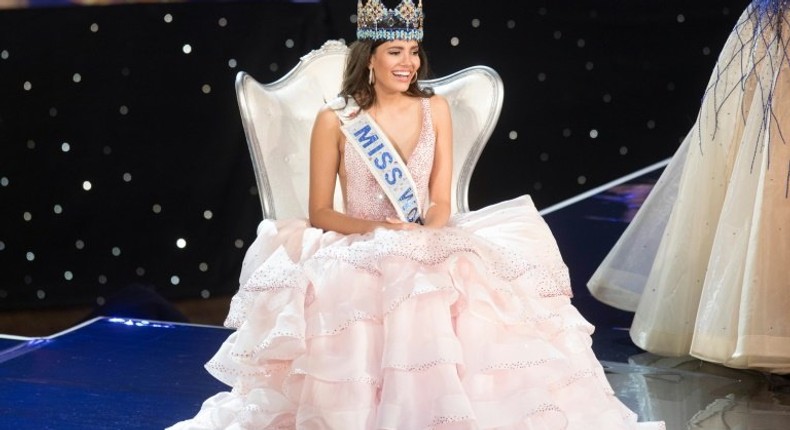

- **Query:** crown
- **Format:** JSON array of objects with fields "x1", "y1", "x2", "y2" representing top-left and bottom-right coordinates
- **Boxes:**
[{"x1": 356, "y1": 0, "x2": 424, "y2": 42}]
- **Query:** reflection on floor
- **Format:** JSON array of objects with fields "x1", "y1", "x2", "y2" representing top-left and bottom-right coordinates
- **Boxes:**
[
  {"x1": 1, "y1": 161, "x2": 789, "y2": 430},
  {"x1": 543, "y1": 159, "x2": 790, "y2": 430}
]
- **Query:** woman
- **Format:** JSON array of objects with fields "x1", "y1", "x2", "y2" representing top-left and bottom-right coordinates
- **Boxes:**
[
  {"x1": 169, "y1": 1, "x2": 664, "y2": 428},
  {"x1": 588, "y1": 0, "x2": 790, "y2": 374}
]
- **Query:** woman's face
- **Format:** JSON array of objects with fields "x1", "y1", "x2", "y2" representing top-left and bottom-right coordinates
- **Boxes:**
[{"x1": 369, "y1": 39, "x2": 420, "y2": 93}]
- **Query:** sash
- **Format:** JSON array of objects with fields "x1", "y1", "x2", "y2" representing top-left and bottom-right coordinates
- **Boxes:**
[{"x1": 330, "y1": 97, "x2": 423, "y2": 224}]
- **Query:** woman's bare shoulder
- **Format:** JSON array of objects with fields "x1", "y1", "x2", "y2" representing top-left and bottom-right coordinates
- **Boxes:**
[
  {"x1": 428, "y1": 93, "x2": 450, "y2": 114},
  {"x1": 314, "y1": 105, "x2": 342, "y2": 130}
]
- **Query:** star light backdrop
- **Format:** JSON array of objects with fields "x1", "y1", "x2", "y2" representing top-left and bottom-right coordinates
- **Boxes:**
[{"x1": 0, "y1": 0, "x2": 751, "y2": 316}]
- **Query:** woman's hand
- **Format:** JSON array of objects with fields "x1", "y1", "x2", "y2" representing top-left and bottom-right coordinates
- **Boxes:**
[{"x1": 381, "y1": 217, "x2": 421, "y2": 231}]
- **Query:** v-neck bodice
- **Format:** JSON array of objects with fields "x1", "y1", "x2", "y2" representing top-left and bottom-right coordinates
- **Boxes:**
[{"x1": 343, "y1": 97, "x2": 434, "y2": 221}]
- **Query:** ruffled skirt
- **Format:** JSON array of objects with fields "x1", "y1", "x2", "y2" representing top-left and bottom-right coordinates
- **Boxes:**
[{"x1": 169, "y1": 196, "x2": 663, "y2": 429}]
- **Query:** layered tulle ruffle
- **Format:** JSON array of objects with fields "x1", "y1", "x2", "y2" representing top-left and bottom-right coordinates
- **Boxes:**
[{"x1": 170, "y1": 196, "x2": 662, "y2": 429}]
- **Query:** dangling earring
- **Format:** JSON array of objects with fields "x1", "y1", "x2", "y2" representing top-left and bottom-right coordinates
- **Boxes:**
[{"x1": 369, "y1": 68, "x2": 375, "y2": 85}]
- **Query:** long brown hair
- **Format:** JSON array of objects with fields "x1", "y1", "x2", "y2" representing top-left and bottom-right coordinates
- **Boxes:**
[{"x1": 339, "y1": 39, "x2": 434, "y2": 110}]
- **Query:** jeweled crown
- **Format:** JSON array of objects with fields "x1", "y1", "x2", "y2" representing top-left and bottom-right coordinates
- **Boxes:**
[{"x1": 356, "y1": 0, "x2": 424, "y2": 42}]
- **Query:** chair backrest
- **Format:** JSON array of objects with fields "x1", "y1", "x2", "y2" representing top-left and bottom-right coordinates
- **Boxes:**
[{"x1": 235, "y1": 40, "x2": 504, "y2": 220}]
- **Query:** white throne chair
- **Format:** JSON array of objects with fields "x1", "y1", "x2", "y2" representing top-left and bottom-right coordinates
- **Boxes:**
[{"x1": 235, "y1": 40, "x2": 504, "y2": 221}]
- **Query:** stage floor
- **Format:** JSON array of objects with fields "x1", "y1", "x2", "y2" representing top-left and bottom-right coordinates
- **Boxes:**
[{"x1": 2, "y1": 162, "x2": 789, "y2": 430}]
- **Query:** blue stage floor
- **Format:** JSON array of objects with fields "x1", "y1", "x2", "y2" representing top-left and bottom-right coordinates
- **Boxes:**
[
  {"x1": 0, "y1": 317, "x2": 231, "y2": 430},
  {"x1": 2, "y1": 162, "x2": 790, "y2": 429}
]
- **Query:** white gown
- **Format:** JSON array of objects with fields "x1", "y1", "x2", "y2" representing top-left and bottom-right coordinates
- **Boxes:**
[{"x1": 588, "y1": 2, "x2": 790, "y2": 373}]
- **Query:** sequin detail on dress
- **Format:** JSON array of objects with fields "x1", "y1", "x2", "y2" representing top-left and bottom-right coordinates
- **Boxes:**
[{"x1": 343, "y1": 97, "x2": 433, "y2": 221}]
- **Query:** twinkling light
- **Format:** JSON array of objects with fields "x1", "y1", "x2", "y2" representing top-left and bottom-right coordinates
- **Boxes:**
[
  {"x1": 176, "y1": 238, "x2": 187, "y2": 249},
  {"x1": 0, "y1": 1, "x2": 743, "y2": 319}
]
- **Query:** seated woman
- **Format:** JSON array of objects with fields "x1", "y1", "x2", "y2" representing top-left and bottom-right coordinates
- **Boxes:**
[{"x1": 169, "y1": 1, "x2": 665, "y2": 428}]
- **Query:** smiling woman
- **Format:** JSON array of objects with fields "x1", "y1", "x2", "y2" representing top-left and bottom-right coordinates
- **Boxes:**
[{"x1": 167, "y1": 1, "x2": 664, "y2": 429}]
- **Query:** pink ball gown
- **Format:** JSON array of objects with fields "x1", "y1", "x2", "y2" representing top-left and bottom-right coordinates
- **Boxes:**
[{"x1": 169, "y1": 98, "x2": 664, "y2": 429}]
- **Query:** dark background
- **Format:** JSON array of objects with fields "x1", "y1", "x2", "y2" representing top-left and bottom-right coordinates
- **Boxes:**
[{"x1": 0, "y1": 0, "x2": 751, "y2": 319}]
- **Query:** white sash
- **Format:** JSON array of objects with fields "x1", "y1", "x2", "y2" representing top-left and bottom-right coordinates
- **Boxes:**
[{"x1": 330, "y1": 97, "x2": 423, "y2": 224}]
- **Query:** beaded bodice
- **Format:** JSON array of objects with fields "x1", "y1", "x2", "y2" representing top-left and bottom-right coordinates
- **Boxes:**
[{"x1": 344, "y1": 97, "x2": 434, "y2": 221}]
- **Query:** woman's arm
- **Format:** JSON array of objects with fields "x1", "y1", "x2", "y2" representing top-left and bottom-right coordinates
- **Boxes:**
[
  {"x1": 308, "y1": 107, "x2": 408, "y2": 234},
  {"x1": 422, "y1": 95, "x2": 453, "y2": 228}
]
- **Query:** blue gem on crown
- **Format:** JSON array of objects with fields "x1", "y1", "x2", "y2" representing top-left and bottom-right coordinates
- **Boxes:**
[{"x1": 357, "y1": 0, "x2": 424, "y2": 42}]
